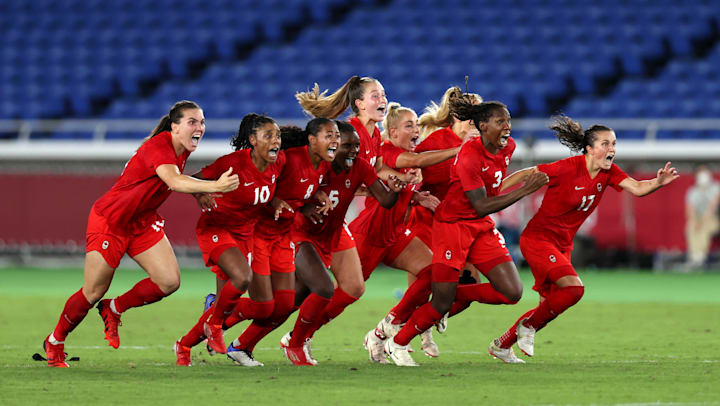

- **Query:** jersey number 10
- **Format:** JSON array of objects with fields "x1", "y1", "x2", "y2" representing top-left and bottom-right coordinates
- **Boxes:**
[{"x1": 253, "y1": 186, "x2": 271, "y2": 205}]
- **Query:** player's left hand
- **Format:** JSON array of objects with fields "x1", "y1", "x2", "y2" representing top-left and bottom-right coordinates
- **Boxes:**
[
  {"x1": 657, "y1": 161, "x2": 679, "y2": 186},
  {"x1": 313, "y1": 190, "x2": 332, "y2": 215},
  {"x1": 271, "y1": 198, "x2": 294, "y2": 220},
  {"x1": 193, "y1": 193, "x2": 220, "y2": 212},
  {"x1": 404, "y1": 168, "x2": 423, "y2": 185},
  {"x1": 301, "y1": 204, "x2": 324, "y2": 224},
  {"x1": 415, "y1": 191, "x2": 440, "y2": 211}
]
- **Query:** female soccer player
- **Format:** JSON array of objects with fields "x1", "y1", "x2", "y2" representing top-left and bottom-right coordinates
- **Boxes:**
[
  {"x1": 367, "y1": 86, "x2": 483, "y2": 358},
  {"x1": 42, "y1": 101, "x2": 240, "y2": 367},
  {"x1": 352, "y1": 102, "x2": 461, "y2": 362},
  {"x1": 220, "y1": 119, "x2": 336, "y2": 365},
  {"x1": 489, "y1": 115, "x2": 678, "y2": 363},
  {"x1": 296, "y1": 76, "x2": 421, "y2": 185},
  {"x1": 173, "y1": 113, "x2": 286, "y2": 366},
  {"x1": 383, "y1": 100, "x2": 549, "y2": 366},
  {"x1": 279, "y1": 120, "x2": 400, "y2": 365}
]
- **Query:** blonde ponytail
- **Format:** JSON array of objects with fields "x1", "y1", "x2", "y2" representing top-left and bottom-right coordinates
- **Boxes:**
[
  {"x1": 296, "y1": 76, "x2": 378, "y2": 118},
  {"x1": 381, "y1": 102, "x2": 415, "y2": 140}
]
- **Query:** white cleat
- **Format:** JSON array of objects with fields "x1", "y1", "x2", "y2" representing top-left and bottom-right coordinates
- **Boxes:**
[
  {"x1": 488, "y1": 340, "x2": 525, "y2": 364},
  {"x1": 227, "y1": 344, "x2": 264, "y2": 367},
  {"x1": 303, "y1": 337, "x2": 318, "y2": 366},
  {"x1": 363, "y1": 329, "x2": 389, "y2": 364},
  {"x1": 435, "y1": 312, "x2": 449, "y2": 334},
  {"x1": 516, "y1": 319, "x2": 536, "y2": 357},
  {"x1": 384, "y1": 338, "x2": 419, "y2": 367},
  {"x1": 280, "y1": 331, "x2": 291, "y2": 348},
  {"x1": 376, "y1": 314, "x2": 403, "y2": 339},
  {"x1": 281, "y1": 331, "x2": 317, "y2": 365},
  {"x1": 420, "y1": 329, "x2": 439, "y2": 358}
]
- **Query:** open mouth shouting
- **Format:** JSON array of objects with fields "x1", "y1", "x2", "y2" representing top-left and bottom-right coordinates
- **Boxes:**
[
  {"x1": 191, "y1": 133, "x2": 202, "y2": 147},
  {"x1": 410, "y1": 134, "x2": 419, "y2": 150},
  {"x1": 327, "y1": 146, "x2": 337, "y2": 159},
  {"x1": 268, "y1": 147, "x2": 279, "y2": 158},
  {"x1": 604, "y1": 153, "x2": 615, "y2": 167},
  {"x1": 499, "y1": 132, "x2": 511, "y2": 148}
]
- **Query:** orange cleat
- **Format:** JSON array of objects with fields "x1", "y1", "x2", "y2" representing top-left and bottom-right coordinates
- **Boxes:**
[
  {"x1": 44, "y1": 336, "x2": 69, "y2": 368},
  {"x1": 97, "y1": 299, "x2": 122, "y2": 349},
  {"x1": 203, "y1": 322, "x2": 227, "y2": 354},
  {"x1": 174, "y1": 340, "x2": 192, "y2": 367}
]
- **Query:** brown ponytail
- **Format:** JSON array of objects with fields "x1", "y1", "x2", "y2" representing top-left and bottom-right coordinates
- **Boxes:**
[
  {"x1": 550, "y1": 115, "x2": 612, "y2": 154},
  {"x1": 296, "y1": 76, "x2": 377, "y2": 118}
]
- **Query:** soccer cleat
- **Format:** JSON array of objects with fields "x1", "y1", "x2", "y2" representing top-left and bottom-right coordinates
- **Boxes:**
[
  {"x1": 280, "y1": 331, "x2": 291, "y2": 348},
  {"x1": 376, "y1": 314, "x2": 403, "y2": 339},
  {"x1": 383, "y1": 339, "x2": 419, "y2": 367},
  {"x1": 488, "y1": 340, "x2": 525, "y2": 364},
  {"x1": 283, "y1": 345, "x2": 315, "y2": 366},
  {"x1": 420, "y1": 329, "x2": 440, "y2": 358},
  {"x1": 202, "y1": 293, "x2": 217, "y2": 356},
  {"x1": 516, "y1": 318, "x2": 536, "y2": 357},
  {"x1": 203, "y1": 293, "x2": 216, "y2": 311},
  {"x1": 436, "y1": 312, "x2": 449, "y2": 334},
  {"x1": 174, "y1": 340, "x2": 192, "y2": 367},
  {"x1": 227, "y1": 343, "x2": 263, "y2": 367},
  {"x1": 203, "y1": 322, "x2": 227, "y2": 354},
  {"x1": 44, "y1": 336, "x2": 69, "y2": 368},
  {"x1": 281, "y1": 332, "x2": 318, "y2": 365},
  {"x1": 363, "y1": 329, "x2": 389, "y2": 364},
  {"x1": 97, "y1": 299, "x2": 121, "y2": 349}
]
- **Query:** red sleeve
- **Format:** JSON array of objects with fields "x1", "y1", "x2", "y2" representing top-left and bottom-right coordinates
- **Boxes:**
[
  {"x1": 414, "y1": 134, "x2": 439, "y2": 153},
  {"x1": 141, "y1": 138, "x2": 179, "y2": 171},
  {"x1": 608, "y1": 163, "x2": 629, "y2": 191},
  {"x1": 456, "y1": 145, "x2": 485, "y2": 192},
  {"x1": 537, "y1": 159, "x2": 568, "y2": 187},
  {"x1": 357, "y1": 157, "x2": 379, "y2": 186},
  {"x1": 201, "y1": 153, "x2": 231, "y2": 180},
  {"x1": 381, "y1": 143, "x2": 404, "y2": 169}
]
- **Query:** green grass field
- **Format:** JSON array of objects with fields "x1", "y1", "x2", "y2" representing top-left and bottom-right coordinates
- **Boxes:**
[{"x1": 1, "y1": 267, "x2": 719, "y2": 406}]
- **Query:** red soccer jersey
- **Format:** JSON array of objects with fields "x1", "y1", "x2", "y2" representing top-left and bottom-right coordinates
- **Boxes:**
[
  {"x1": 522, "y1": 155, "x2": 629, "y2": 250},
  {"x1": 256, "y1": 145, "x2": 331, "y2": 236},
  {"x1": 93, "y1": 131, "x2": 190, "y2": 234},
  {"x1": 350, "y1": 116, "x2": 382, "y2": 169},
  {"x1": 414, "y1": 127, "x2": 463, "y2": 201},
  {"x1": 435, "y1": 136, "x2": 516, "y2": 223},
  {"x1": 349, "y1": 141, "x2": 419, "y2": 246},
  {"x1": 198, "y1": 148, "x2": 286, "y2": 238},
  {"x1": 293, "y1": 157, "x2": 378, "y2": 247}
]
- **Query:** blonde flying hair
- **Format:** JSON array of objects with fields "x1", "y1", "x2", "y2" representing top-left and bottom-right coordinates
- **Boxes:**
[
  {"x1": 296, "y1": 76, "x2": 379, "y2": 118},
  {"x1": 418, "y1": 86, "x2": 482, "y2": 138},
  {"x1": 381, "y1": 102, "x2": 415, "y2": 140}
]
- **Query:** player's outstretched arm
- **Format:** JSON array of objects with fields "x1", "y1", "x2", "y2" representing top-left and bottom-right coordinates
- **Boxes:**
[
  {"x1": 367, "y1": 179, "x2": 399, "y2": 209},
  {"x1": 618, "y1": 161, "x2": 679, "y2": 197},
  {"x1": 393, "y1": 147, "x2": 461, "y2": 169},
  {"x1": 501, "y1": 166, "x2": 538, "y2": 192},
  {"x1": 156, "y1": 165, "x2": 239, "y2": 194},
  {"x1": 467, "y1": 171, "x2": 548, "y2": 217}
]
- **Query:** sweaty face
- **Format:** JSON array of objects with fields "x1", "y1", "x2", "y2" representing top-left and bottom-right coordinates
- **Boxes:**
[
  {"x1": 310, "y1": 122, "x2": 340, "y2": 162},
  {"x1": 250, "y1": 122, "x2": 281, "y2": 164},
  {"x1": 586, "y1": 130, "x2": 616, "y2": 170},
  {"x1": 479, "y1": 108, "x2": 511, "y2": 151},
  {"x1": 334, "y1": 130, "x2": 361, "y2": 171},
  {"x1": 171, "y1": 108, "x2": 205, "y2": 153},
  {"x1": 356, "y1": 81, "x2": 388, "y2": 123},
  {"x1": 390, "y1": 111, "x2": 420, "y2": 152}
]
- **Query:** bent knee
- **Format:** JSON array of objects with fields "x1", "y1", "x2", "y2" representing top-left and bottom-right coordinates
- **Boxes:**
[
  {"x1": 229, "y1": 273, "x2": 251, "y2": 292},
  {"x1": 341, "y1": 281, "x2": 365, "y2": 298},
  {"x1": 504, "y1": 286, "x2": 523, "y2": 303},
  {"x1": 313, "y1": 283, "x2": 335, "y2": 299},
  {"x1": 157, "y1": 278, "x2": 180, "y2": 295}
]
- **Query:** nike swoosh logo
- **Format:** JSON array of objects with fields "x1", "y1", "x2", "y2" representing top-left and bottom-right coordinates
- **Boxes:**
[
  {"x1": 300, "y1": 178, "x2": 309, "y2": 183},
  {"x1": 244, "y1": 182, "x2": 254, "y2": 186},
  {"x1": 365, "y1": 150, "x2": 371, "y2": 155},
  {"x1": 481, "y1": 167, "x2": 489, "y2": 172},
  {"x1": 574, "y1": 186, "x2": 584, "y2": 190}
]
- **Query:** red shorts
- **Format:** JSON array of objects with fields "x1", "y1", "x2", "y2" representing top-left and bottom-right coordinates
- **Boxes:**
[
  {"x1": 520, "y1": 236, "x2": 576, "y2": 298},
  {"x1": 294, "y1": 224, "x2": 356, "y2": 269},
  {"x1": 86, "y1": 206, "x2": 165, "y2": 269},
  {"x1": 353, "y1": 227, "x2": 416, "y2": 280},
  {"x1": 253, "y1": 232, "x2": 295, "y2": 276},
  {"x1": 196, "y1": 225, "x2": 253, "y2": 281},
  {"x1": 409, "y1": 206, "x2": 433, "y2": 248},
  {"x1": 431, "y1": 219, "x2": 512, "y2": 282}
]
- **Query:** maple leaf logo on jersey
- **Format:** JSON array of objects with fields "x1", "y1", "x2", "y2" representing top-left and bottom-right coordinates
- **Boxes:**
[
  {"x1": 445, "y1": 250, "x2": 452, "y2": 260},
  {"x1": 549, "y1": 255, "x2": 556, "y2": 263},
  {"x1": 212, "y1": 235, "x2": 218, "y2": 243},
  {"x1": 345, "y1": 179, "x2": 351, "y2": 189},
  {"x1": 597, "y1": 183, "x2": 602, "y2": 192},
  {"x1": 102, "y1": 241, "x2": 109, "y2": 250}
]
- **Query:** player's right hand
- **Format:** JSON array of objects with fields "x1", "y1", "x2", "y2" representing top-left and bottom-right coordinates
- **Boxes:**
[
  {"x1": 193, "y1": 193, "x2": 220, "y2": 212},
  {"x1": 216, "y1": 167, "x2": 240, "y2": 192},
  {"x1": 522, "y1": 171, "x2": 549, "y2": 193}
]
